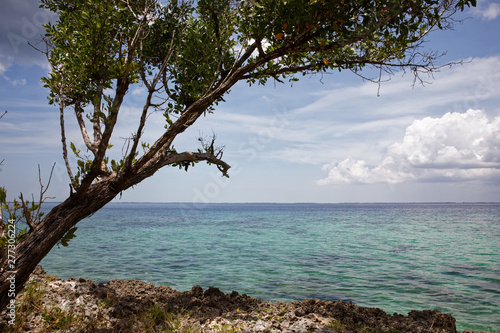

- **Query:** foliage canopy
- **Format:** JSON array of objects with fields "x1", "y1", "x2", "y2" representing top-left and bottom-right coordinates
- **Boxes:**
[{"x1": 38, "y1": 0, "x2": 475, "y2": 194}]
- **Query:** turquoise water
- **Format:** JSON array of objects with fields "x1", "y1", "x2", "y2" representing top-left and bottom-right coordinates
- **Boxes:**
[{"x1": 40, "y1": 203, "x2": 500, "y2": 332}]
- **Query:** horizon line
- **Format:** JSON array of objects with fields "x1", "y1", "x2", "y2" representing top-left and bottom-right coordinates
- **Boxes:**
[{"x1": 42, "y1": 201, "x2": 500, "y2": 205}]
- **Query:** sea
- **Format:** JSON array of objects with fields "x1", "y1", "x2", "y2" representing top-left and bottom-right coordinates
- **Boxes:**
[{"x1": 39, "y1": 202, "x2": 500, "y2": 332}]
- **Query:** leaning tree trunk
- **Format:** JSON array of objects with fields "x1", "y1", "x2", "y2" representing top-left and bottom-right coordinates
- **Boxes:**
[
  {"x1": 0, "y1": 79, "x2": 236, "y2": 312},
  {"x1": 0, "y1": 130, "x2": 228, "y2": 311},
  {"x1": 0, "y1": 50, "x2": 251, "y2": 312},
  {"x1": 0, "y1": 176, "x2": 122, "y2": 311}
]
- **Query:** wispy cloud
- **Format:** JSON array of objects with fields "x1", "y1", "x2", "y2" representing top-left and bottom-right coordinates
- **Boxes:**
[
  {"x1": 295, "y1": 56, "x2": 500, "y2": 119},
  {"x1": 0, "y1": 57, "x2": 9, "y2": 75},
  {"x1": 224, "y1": 56, "x2": 500, "y2": 167},
  {"x1": 0, "y1": 0, "x2": 55, "y2": 68},
  {"x1": 1, "y1": 74, "x2": 27, "y2": 86},
  {"x1": 472, "y1": 1, "x2": 500, "y2": 21},
  {"x1": 318, "y1": 109, "x2": 500, "y2": 185}
]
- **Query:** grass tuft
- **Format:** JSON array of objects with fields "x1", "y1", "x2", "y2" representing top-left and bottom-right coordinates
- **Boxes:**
[
  {"x1": 134, "y1": 304, "x2": 198, "y2": 333},
  {"x1": 5, "y1": 280, "x2": 46, "y2": 332}
]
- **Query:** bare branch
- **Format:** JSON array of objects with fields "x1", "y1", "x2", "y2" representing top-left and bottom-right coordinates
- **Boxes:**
[
  {"x1": 58, "y1": 80, "x2": 76, "y2": 188},
  {"x1": 125, "y1": 90, "x2": 153, "y2": 171},
  {"x1": 93, "y1": 78, "x2": 105, "y2": 145},
  {"x1": 32, "y1": 163, "x2": 56, "y2": 230},
  {"x1": 19, "y1": 193, "x2": 36, "y2": 231},
  {"x1": 39, "y1": 163, "x2": 56, "y2": 198},
  {"x1": 75, "y1": 101, "x2": 97, "y2": 155},
  {"x1": 198, "y1": 132, "x2": 225, "y2": 158}
]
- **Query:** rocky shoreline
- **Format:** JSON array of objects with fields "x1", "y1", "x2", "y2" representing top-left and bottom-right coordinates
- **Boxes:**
[{"x1": 0, "y1": 266, "x2": 482, "y2": 332}]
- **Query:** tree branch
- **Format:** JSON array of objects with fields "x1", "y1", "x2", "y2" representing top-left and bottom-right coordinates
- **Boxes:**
[
  {"x1": 18, "y1": 163, "x2": 56, "y2": 232},
  {"x1": 127, "y1": 5, "x2": 188, "y2": 172},
  {"x1": 164, "y1": 151, "x2": 231, "y2": 177},
  {"x1": 233, "y1": 39, "x2": 259, "y2": 70},
  {"x1": 124, "y1": 89, "x2": 153, "y2": 172},
  {"x1": 74, "y1": 100, "x2": 97, "y2": 155},
  {"x1": 207, "y1": 8, "x2": 225, "y2": 91},
  {"x1": 19, "y1": 193, "x2": 36, "y2": 231},
  {"x1": 93, "y1": 78, "x2": 105, "y2": 145},
  {"x1": 242, "y1": 63, "x2": 314, "y2": 80},
  {"x1": 58, "y1": 83, "x2": 76, "y2": 189},
  {"x1": 76, "y1": 6, "x2": 151, "y2": 196}
]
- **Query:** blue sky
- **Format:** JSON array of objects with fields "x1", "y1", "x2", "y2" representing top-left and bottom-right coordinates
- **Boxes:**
[{"x1": 1, "y1": 0, "x2": 500, "y2": 203}]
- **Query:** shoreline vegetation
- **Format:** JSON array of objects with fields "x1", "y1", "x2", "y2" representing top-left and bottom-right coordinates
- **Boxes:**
[{"x1": 0, "y1": 266, "x2": 486, "y2": 333}]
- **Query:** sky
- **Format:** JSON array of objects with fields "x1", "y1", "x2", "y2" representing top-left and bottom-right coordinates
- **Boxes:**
[{"x1": 1, "y1": 0, "x2": 500, "y2": 204}]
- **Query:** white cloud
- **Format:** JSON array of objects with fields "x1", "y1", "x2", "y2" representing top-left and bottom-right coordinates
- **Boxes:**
[
  {"x1": 1, "y1": 73, "x2": 27, "y2": 86},
  {"x1": 296, "y1": 56, "x2": 500, "y2": 119},
  {"x1": 473, "y1": 1, "x2": 500, "y2": 20},
  {"x1": 11, "y1": 78, "x2": 27, "y2": 86},
  {"x1": 0, "y1": 58, "x2": 9, "y2": 75},
  {"x1": 237, "y1": 57, "x2": 500, "y2": 167},
  {"x1": 0, "y1": 0, "x2": 54, "y2": 69},
  {"x1": 318, "y1": 109, "x2": 500, "y2": 185},
  {"x1": 131, "y1": 87, "x2": 145, "y2": 96}
]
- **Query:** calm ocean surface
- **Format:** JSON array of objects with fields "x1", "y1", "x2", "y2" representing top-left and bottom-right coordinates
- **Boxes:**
[{"x1": 40, "y1": 202, "x2": 500, "y2": 332}]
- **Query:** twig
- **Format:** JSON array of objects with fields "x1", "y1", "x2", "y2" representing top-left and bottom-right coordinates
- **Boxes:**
[
  {"x1": 24, "y1": 163, "x2": 57, "y2": 231},
  {"x1": 20, "y1": 193, "x2": 36, "y2": 231},
  {"x1": 39, "y1": 163, "x2": 56, "y2": 196}
]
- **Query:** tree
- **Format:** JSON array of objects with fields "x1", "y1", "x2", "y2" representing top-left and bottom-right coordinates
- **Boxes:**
[{"x1": 0, "y1": 0, "x2": 475, "y2": 311}]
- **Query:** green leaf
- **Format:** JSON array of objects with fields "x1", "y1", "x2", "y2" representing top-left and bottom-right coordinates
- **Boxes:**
[
  {"x1": 60, "y1": 227, "x2": 78, "y2": 247},
  {"x1": 0, "y1": 187, "x2": 6, "y2": 204}
]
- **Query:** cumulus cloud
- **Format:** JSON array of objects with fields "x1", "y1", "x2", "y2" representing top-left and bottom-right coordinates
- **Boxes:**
[{"x1": 318, "y1": 110, "x2": 500, "y2": 185}]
